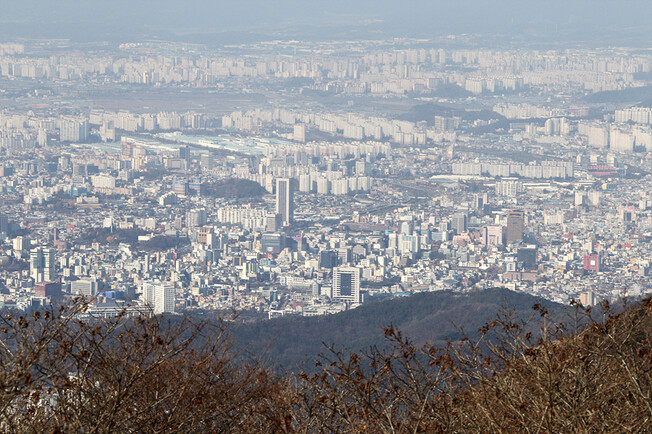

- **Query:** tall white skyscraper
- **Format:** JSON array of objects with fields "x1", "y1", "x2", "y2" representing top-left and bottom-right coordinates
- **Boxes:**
[
  {"x1": 142, "y1": 281, "x2": 175, "y2": 314},
  {"x1": 332, "y1": 267, "x2": 361, "y2": 304},
  {"x1": 275, "y1": 178, "x2": 294, "y2": 225}
]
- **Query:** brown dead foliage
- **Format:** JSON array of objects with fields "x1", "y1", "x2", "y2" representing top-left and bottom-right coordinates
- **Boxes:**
[{"x1": 0, "y1": 297, "x2": 649, "y2": 433}]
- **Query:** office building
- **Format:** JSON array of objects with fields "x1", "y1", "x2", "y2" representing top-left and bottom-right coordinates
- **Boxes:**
[
  {"x1": 451, "y1": 213, "x2": 468, "y2": 235},
  {"x1": 517, "y1": 245, "x2": 538, "y2": 270},
  {"x1": 473, "y1": 193, "x2": 488, "y2": 211},
  {"x1": 13, "y1": 236, "x2": 29, "y2": 252},
  {"x1": 275, "y1": 178, "x2": 294, "y2": 225},
  {"x1": 197, "y1": 227, "x2": 214, "y2": 245},
  {"x1": 483, "y1": 225, "x2": 505, "y2": 247},
  {"x1": 0, "y1": 214, "x2": 7, "y2": 236},
  {"x1": 30, "y1": 247, "x2": 55, "y2": 283},
  {"x1": 172, "y1": 180, "x2": 188, "y2": 197},
  {"x1": 332, "y1": 267, "x2": 361, "y2": 304},
  {"x1": 266, "y1": 213, "x2": 283, "y2": 233},
  {"x1": 261, "y1": 233, "x2": 286, "y2": 254},
  {"x1": 71, "y1": 279, "x2": 102, "y2": 297},
  {"x1": 319, "y1": 250, "x2": 339, "y2": 269},
  {"x1": 506, "y1": 210, "x2": 525, "y2": 244},
  {"x1": 579, "y1": 291, "x2": 597, "y2": 306},
  {"x1": 337, "y1": 246, "x2": 353, "y2": 265},
  {"x1": 34, "y1": 281, "x2": 62, "y2": 299},
  {"x1": 178, "y1": 145, "x2": 191, "y2": 167}
]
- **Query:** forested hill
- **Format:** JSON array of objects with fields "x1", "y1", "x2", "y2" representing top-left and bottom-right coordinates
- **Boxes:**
[{"x1": 230, "y1": 287, "x2": 565, "y2": 371}]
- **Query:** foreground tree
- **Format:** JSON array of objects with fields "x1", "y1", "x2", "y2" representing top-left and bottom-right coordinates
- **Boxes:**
[
  {"x1": 287, "y1": 299, "x2": 651, "y2": 433},
  {"x1": 0, "y1": 301, "x2": 292, "y2": 433},
  {"x1": 0, "y1": 296, "x2": 649, "y2": 432}
]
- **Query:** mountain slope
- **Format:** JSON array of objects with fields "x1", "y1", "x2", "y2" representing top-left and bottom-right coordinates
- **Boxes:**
[
  {"x1": 230, "y1": 287, "x2": 564, "y2": 370},
  {"x1": 282, "y1": 296, "x2": 652, "y2": 432}
]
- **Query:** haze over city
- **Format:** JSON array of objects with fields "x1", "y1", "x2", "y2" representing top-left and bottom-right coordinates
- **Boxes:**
[
  {"x1": 0, "y1": 1, "x2": 650, "y2": 431},
  {"x1": 2, "y1": 1, "x2": 652, "y2": 45}
]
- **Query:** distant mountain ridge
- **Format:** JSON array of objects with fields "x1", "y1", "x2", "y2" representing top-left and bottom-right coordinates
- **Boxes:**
[
  {"x1": 584, "y1": 85, "x2": 652, "y2": 104},
  {"x1": 397, "y1": 102, "x2": 505, "y2": 125}
]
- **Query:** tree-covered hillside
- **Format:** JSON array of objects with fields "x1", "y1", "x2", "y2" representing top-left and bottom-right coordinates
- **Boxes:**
[{"x1": 230, "y1": 288, "x2": 565, "y2": 370}]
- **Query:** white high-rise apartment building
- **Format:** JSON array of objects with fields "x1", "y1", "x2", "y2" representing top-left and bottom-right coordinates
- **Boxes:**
[
  {"x1": 59, "y1": 118, "x2": 89, "y2": 142},
  {"x1": 142, "y1": 281, "x2": 175, "y2": 314},
  {"x1": 293, "y1": 124, "x2": 306, "y2": 143},
  {"x1": 186, "y1": 209, "x2": 207, "y2": 228}
]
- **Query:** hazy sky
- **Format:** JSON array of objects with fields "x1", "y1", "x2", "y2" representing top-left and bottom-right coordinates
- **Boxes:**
[{"x1": 1, "y1": 1, "x2": 650, "y2": 46}]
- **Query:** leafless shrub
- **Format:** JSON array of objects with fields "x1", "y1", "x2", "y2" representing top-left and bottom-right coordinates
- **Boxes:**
[{"x1": 0, "y1": 297, "x2": 649, "y2": 433}]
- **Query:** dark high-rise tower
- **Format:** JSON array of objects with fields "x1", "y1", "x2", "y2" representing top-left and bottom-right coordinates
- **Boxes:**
[
  {"x1": 0, "y1": 214, "x2": 8, "y2": 236},
  {"x1": 275, "y1": 178, "x2": 294, "y2": 225},
  {"x1": 451, "y1": 213, "x2": 468, "y2": 235}
]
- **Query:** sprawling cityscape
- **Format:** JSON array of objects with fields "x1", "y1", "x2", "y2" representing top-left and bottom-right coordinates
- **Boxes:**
[
  {"x1": 0, "y1": 2, "x2": 651, "y2": 431},
  {"x1": 0, "y1": 32, "x2": 650, "y2": 320}
]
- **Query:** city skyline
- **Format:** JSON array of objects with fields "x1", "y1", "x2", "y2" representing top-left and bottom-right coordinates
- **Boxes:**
[{"x1": 0, "y1": 34, "x2": 649, "y2": 316}]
